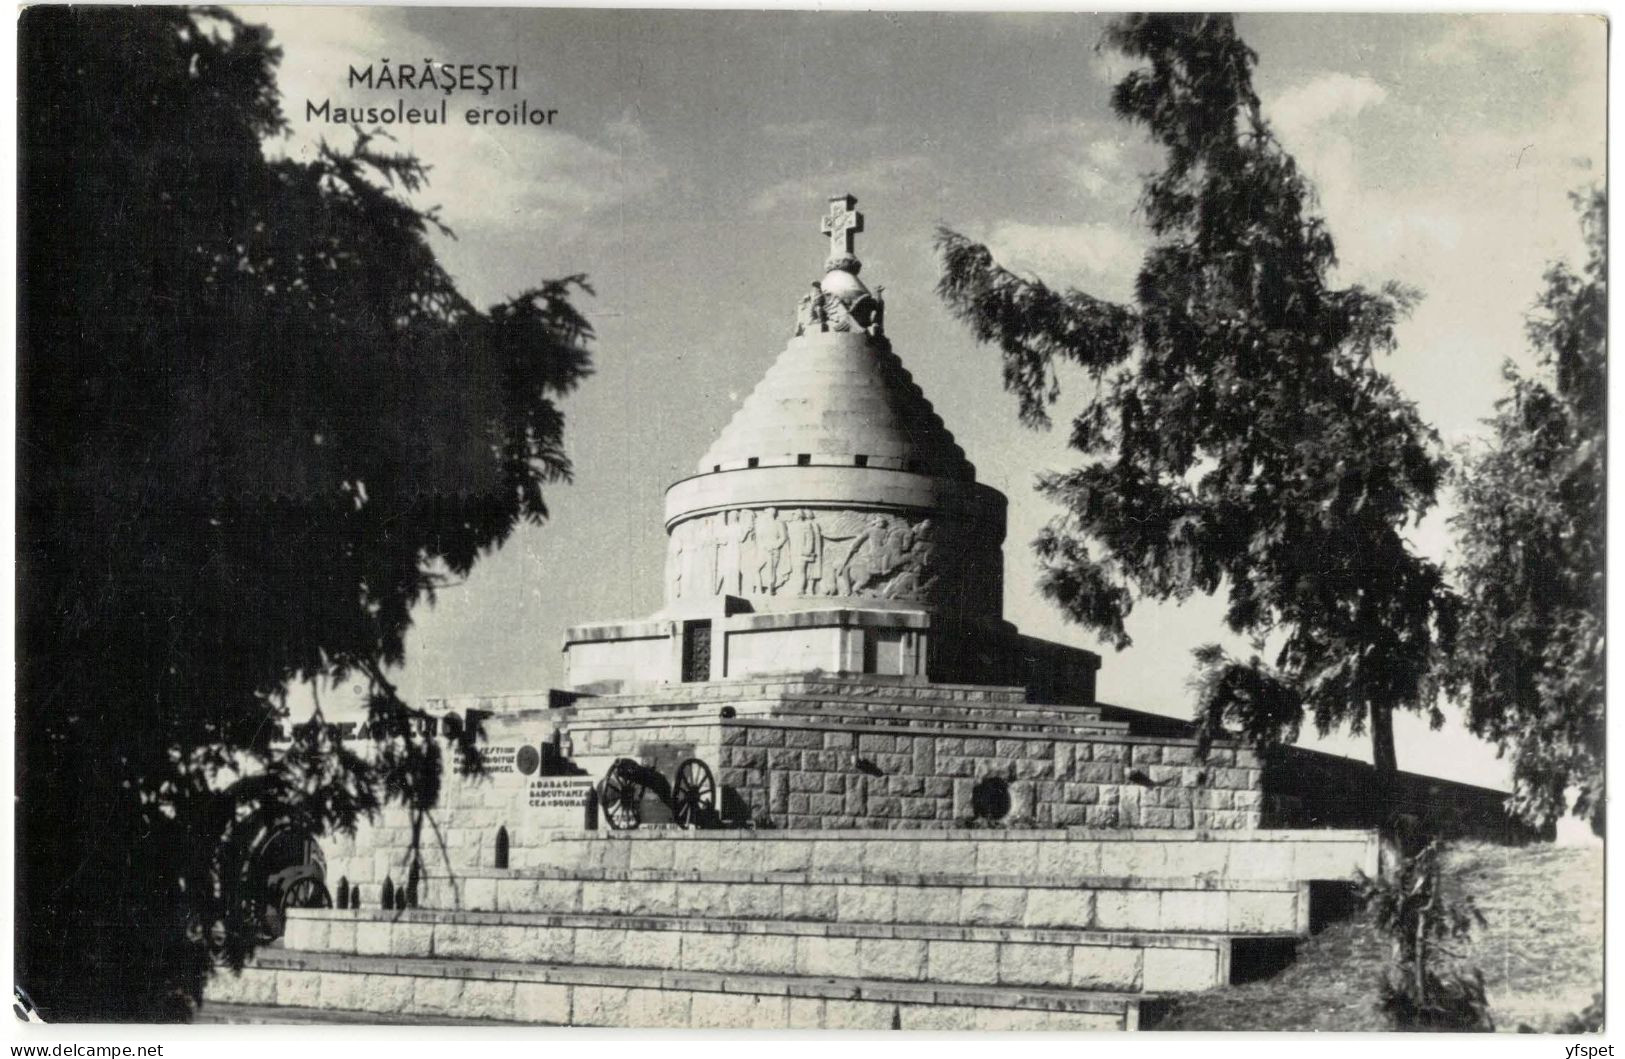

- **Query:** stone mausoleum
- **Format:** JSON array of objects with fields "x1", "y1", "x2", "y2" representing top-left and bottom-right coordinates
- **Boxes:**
[{"x1": 206, "y1": 196, "x2": 1511, "y2": 1030}]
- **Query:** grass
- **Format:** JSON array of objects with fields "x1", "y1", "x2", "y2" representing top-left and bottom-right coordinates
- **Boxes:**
[{"x1": 1148, "y1": 841, "x2": 1603, "y2": 1033}]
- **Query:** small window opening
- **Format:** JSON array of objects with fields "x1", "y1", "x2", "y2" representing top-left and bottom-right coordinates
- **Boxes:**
[
  {"x1": 854, "y1": 455, "x2": 869, "y2": 467},
  {"x1": 797, "y1": 453, "x2": 811, "y2": 466},
  {"x1": 747, "y1": 457, "x2": 759, "y2": 468},
  {"x1": 494, "y1": 826, "x2": 510, "y2": 870},
  {"x1": 713, "y1": 464, "x2": 722, "y2": 473}
]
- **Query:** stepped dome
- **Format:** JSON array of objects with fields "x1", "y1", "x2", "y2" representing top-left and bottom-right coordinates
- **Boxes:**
[
  {"x1": 662, "y1": 194, "x2": 1006, "y2": 622},
  {"x1": 697, "y1": 333, "x2": 974, "y2": 480}
]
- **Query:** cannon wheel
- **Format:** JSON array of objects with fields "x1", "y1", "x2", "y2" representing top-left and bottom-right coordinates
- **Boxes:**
[
  {"x1": 671, "y1": 758, "x2": 717, "y2": 830},
  {"x1": 281, "y1": 875, "x2": 332, "y2": 912},
  {"x1": 601, "y1": 759, "x2": 643, "y2": 831},
  {"x1": 251, "y1": 827, "x2": 327, "y2": 941}
]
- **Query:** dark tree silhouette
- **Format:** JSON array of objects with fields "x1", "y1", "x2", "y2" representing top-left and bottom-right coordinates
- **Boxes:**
[
  {"x1": 18, "y1": 7, "x2": 592, "y2": 1020},
  {"x1": 935, "y1": 14, "x2": 1454, "y2": 773},
  {"x1": 1445, "y1": 191, "x2": 1605, "y2": 833}
]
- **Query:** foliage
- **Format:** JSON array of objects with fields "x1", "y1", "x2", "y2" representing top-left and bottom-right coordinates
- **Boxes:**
[
  {"x1": 1152, "y1": 842, "x2": 1601, "y2": 1031},
  {"x1": 1358, "y1": 841, "x2": 1492, "y2": 1031},
  {"x1": 18, "y1": 7, "x2": 592, "y2": 1020},
  {"x1": 1530, "y1": 992, "x2": 1605, "y2": 1034},
  {"x1": 935, "y1": 14, "x2": 1455, "y2": 772},
  {"x1": 1443, "y1": 191, "x2": 1605, "y2": 832}
]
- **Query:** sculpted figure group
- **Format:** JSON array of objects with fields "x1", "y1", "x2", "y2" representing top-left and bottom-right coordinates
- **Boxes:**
[
  {"x1": 669, "y1": 507, "x2": 941, "y2": 603},
  {"x1": 795, "y1": 283, "x2": 885, "y2": 337}
]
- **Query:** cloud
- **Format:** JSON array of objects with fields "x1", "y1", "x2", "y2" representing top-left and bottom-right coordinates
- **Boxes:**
[
  {"x1": 603, "y1": 108, "x2": 654, "y2": 152},
  {"x1": 1266, "y1": 72, "x2": 1388, "y2": 142},
  {"x1": 761, "y1": 119, "x2": 837, "y2": 141},
  {"x1": 747, "y1": 155, "x2": 932, "y2": 214},
  {"x1": 983, "y1": 221, "x2": 1143, "y2": 298},
  {"x1": 1248, "y1": 26, "x2": 1601, "y2": 454},
  {"x1": 247, "y1": 7, "x2": 666, "y2": 238},
  {"x1": 760, "y1": 119, "x2": 887, "y2": 144},
  {"x1": 1261, "y1": 74, "x2": 1396, "y2": 281},
  {"x1": 1003, "y1": 117, "x2": 1149, "y2": 203},
  {"x1": 1415, "y1": 13, "x2": 1601, "y2": 70},
  {"x1": 1065, "y1": 140, "x2": 1132, "y2": 196},
  {"x1": 1090, "y1": 51, "x2": 1135, "y2": 87}
]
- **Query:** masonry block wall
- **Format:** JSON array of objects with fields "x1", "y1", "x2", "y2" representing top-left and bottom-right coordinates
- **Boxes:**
[
  {"x1": 714, "y1": 724, "x2": 1263, "y2": 830},
  {"x1": 307, "y1": 677, "x2": 1276, "y2": 903},
  {"x1": 559, "y1": 677, "x2": 1263, "y2": 831},
  {"x1": 1262, "y1": 746, "x2": 1544, "y2": 843},
  {"x1": 318, "y1": 775, "x2": 540, "y2": 908}
]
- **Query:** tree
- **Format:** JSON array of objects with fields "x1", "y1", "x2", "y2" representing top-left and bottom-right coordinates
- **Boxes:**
[
  {"x1": 18, "y1": 8, "x2": 593, "y2": 1020},
  {"x1": 1359, "y1": 840, "x2": 1492, "y2": 1031},
  {"x1": 936, "y1": 14, "x2": 1454, "y2": 774},
  {"x1": 1445, "y1": 190, "x2": 1605, "y2": 833}
]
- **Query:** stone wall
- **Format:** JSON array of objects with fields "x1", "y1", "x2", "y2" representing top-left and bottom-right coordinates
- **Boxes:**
[
  {"x1": 710, "y1": 721, "x2": 1262, "y2": 830},
  {"x1": 1093, "y1": 702, "x2": 1533, "y2": 845},
  {"x1": 315, "y1": 721, "x2": 584, "y2": 900},
  {"x1": 1263, "y1": 746, "x2": 1544, "y2": 843},
  {"x1": 563, "y1": 684, "x2": 1263, "y2": 832},
  {"x1": 308, "y1": 679, "x2": 1285, "y2": 900}
]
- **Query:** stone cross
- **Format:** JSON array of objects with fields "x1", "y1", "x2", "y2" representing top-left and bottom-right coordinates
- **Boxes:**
[{"x1": 820, "y1": 194, "x2": 864, "y2": 258}]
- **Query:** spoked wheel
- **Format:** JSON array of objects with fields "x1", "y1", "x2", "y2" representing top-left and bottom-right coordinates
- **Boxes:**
[
  {"x1": 601, "y1": 759, "x2": 644, "y2": 831},
  {"x1": 261, "y1": 876, "x2": 330, "y2": 940},
  {"x1": 281, "y1": 876, "x2": 331, "y2": 912},
  {"x1": 671, "y1": 758, "x2": 717, "y2": 830}
]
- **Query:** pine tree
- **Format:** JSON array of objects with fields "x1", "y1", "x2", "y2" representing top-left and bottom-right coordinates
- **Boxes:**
[{"x1": 936, "y1": 14, "x2": 1454, "y2": 773}]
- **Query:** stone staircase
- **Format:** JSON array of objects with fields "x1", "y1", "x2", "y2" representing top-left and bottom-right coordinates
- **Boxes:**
[
  {"x1": 564, "y1": 684, "x2": 1133, "y2": 738},
  {"x1": 206, "y1": 828, "x2": 1376, "y2": 1028}
]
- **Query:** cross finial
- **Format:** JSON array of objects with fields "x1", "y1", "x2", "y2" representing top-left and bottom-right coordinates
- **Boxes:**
[{"x1": 820, "y1": 194, "x2": 863, "y2": 265}]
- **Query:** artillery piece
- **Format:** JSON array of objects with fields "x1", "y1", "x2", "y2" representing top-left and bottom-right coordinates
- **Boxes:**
[{"x1": 598, "y1": 756, "x2": 720, "y2": 831}]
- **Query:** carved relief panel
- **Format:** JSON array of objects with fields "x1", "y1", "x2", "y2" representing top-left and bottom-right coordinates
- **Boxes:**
[{"x1": 666, "y1": 506, "x2": 1000, "y2": 618}]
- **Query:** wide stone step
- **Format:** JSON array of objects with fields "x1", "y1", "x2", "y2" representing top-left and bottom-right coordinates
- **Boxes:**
[
  {"x1": 207, "y1": 948, "x2": 1143, "y2": 1029},
  {"x1": 285, "y1": 908, "x2": 1237, "y2": 993},
  {"x1": 568, "y1": 711, "x2": 1120, "y2": 740},
  {"x1": 756, "y1": 694, "x2": 1127, "y2": 728},
  {"x1": 536, "y1": 829, "x2": 1379, "y2": 883},
  {"x1": 562, "y1": 678, "x2": 1032, "y2": 712},
  {"x1": 568, "y1": 690, "x2": 1106, "y2": 722},
  {"x1": 435, "y1": 867, "x2": 1306, "y2": 935},
  {"x1": 752, "y1": 707, "x2": 1125, "y2": 736},
  {"x1": 195, "y1": 1002, "x2": 517, "y2": 1026}
]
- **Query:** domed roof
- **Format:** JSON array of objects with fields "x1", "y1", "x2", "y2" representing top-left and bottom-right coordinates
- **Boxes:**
[
  {"x1": 696, "y1": 193, "x2": 974, "y2": 481},
  {"x1": 697, "y1": 330, "x2": 974, "y2": 480}
]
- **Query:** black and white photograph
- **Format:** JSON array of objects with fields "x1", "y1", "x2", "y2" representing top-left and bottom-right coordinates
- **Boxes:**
[{"x1": 13, "y1": 6, "x2": 1608, "y2": 1038}]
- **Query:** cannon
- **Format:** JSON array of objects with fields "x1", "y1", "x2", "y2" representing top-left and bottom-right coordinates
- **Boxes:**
[
  {"x1": 599, "y1": 756, "x2": 719, "y2": 831},
  {"x1": 249, "y1": 826, "x2": 330, "y2": 940}
]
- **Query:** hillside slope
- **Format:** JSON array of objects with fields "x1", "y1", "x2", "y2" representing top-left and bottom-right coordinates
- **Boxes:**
[{"x1": 1150, "y1": 842, "x2": 1603, "y2": 1032}]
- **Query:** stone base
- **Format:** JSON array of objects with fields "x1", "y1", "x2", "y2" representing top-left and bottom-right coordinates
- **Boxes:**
[
  {"x1": 207, "y1": 828, "x2": 1379, "y2": 1029},
  {"x1": 207, "y1": 952, "x2": 1141, "y2": 1030},
  {"x1": 315, "y1": 679, "x2": 1273, "y2": 897},
  {"x1": 558, "y1": 676, "x2": 1264, "y2": 831}
]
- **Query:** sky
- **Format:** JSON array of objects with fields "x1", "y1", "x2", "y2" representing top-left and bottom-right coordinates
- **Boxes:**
[{"x1": 240, "y1": 8, "x2": 1606, "y2": 788}]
